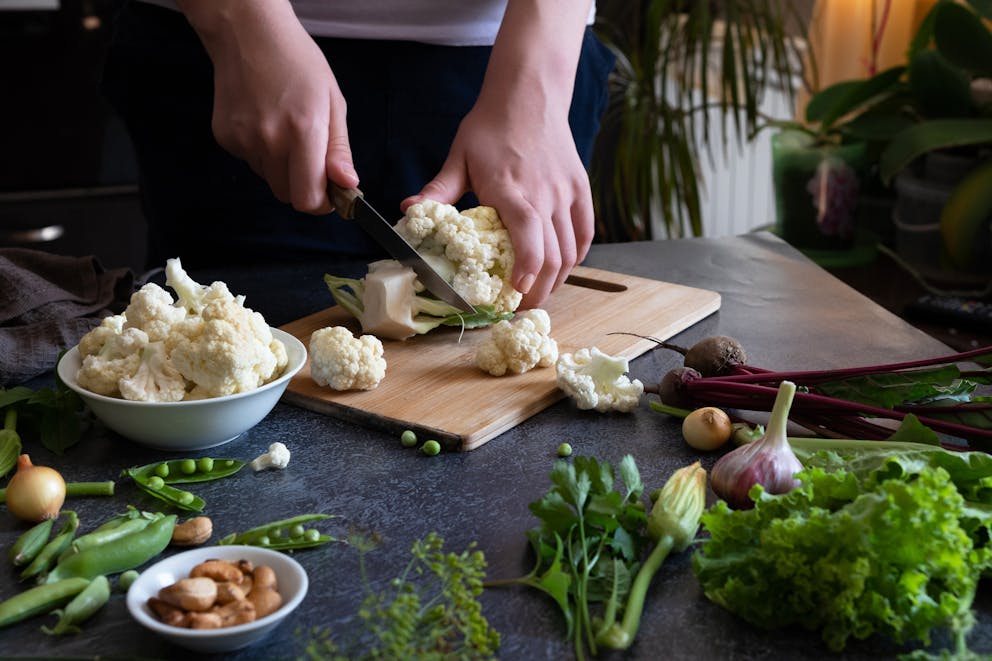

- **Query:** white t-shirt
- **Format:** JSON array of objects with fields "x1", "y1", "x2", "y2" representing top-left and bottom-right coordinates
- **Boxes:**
[{"x1": 141, "y1": 1, "x2": 597, "y2": 47}]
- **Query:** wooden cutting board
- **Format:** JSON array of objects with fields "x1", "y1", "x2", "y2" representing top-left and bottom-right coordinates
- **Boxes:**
[{"x1": 280, "y1": 266, "x2": 720, "y2": 450}]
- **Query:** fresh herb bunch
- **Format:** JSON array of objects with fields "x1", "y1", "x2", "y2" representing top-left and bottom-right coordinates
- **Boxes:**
[
  {"x1": 303, "y1": 532, "x2": 499, "y2": 661},
  {"x1": 693, "y1": 449, "x2": 992, "y2": 657},
  {"x1": 487, "y1": 455, "x2": 649, "y2": 660},
  {"x1": 0, "y1": 375, "x2": 88, "y2": 456}
]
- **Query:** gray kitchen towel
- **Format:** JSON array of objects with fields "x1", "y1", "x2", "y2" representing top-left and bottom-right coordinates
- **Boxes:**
[{"x1": 0, "y1": 248, "x2": 133, "y2": 387}]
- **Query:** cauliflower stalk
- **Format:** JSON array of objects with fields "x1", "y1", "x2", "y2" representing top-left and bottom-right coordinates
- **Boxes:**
[
  {"x1": 476, "y1": 309, "x2": 558, "y2": 376},
  {"x1": 323, "y1": 200, "x2": 521, "y2": 341},
  {"x1": 309, "y1": 326, "x2": 387, "y2": 391},
  {"x1": 75, "y1": 258, "x2": 288, "y2": 402},
  {"x1": 555, "y1": 347, "x2": 645, "y2": 413}
]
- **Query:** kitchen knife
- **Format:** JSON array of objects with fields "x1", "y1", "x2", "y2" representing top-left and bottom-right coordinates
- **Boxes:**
[{"x1": 328, "y1": 183, "x2": 476, "y2": 313}]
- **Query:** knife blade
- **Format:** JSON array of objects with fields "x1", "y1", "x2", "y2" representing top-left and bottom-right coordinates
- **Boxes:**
[{"x1": 328, "y1": 184, "x2": 476, "y2": 313}]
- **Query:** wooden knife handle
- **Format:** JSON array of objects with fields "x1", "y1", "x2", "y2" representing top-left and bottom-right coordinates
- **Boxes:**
[{"x1": 328, "y1": 183, "x2": 363, "y2": 219}]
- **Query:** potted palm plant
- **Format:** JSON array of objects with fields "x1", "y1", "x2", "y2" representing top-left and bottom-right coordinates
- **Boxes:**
[{"x1": 591, "y1": 0, "x2": 807, "y2": 242}]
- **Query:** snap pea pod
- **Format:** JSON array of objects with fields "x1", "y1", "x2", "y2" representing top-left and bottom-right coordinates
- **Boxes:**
[
  {"x1": 128, "y1": 474, "x2": 205, "y2": 513},
  {"x1": 217, "y1": 513, "x2": 337, "y2": 550},
  {"x1": 41, "y1": 575, "x2": 111, "y2": 635},
  {"x1": 124, "y1": 457, "x2": 245, "y2": 485},
  {"x1": 61, "y1": 511, "x2": 164, "y2": 563},
  {"x1": 22, "y1": 511, "x2": 79, "y2": 580},
  {"x1": 0, "y1": 577, "x2": 90, "y2": 628},
  {"x1": 0, "y1": 408, "x2": 21, "y2": 479},
  {"x1": 44, "y1": 514, "x2": 177, "y2": 584},
  {"x1": 8, "y1": 519, "x2": 54, "y2": 567}
]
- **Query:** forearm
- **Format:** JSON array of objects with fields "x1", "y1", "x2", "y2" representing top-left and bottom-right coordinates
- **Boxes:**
[
  {"x1": 480, "y1": 0, "x2": 594, "y2": 116},
  {"x1": 174, "y1": 0, "x2": 302, "y2": 59}
]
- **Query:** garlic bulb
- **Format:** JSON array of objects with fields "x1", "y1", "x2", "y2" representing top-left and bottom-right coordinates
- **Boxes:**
[{"x1": 710, "y1": 381, "x2": 803, "y2": 509}]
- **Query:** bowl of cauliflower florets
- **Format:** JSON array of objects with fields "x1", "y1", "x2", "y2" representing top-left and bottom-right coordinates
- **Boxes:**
[{"x1": 56, "y1": 258, "x2": 306, "y2": 451}]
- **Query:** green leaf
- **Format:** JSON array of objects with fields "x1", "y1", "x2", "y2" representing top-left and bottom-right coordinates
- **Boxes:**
[
  {"x1": 934, "y1": 1, "x2": 992, "y2": 76},
  {"x1": 879, "y1": 119, "x2": 992, "y2": 183},
  {"x1": 0, "y1": 387, "x2": 35, "y2": 410},
  {"x1": 908, "y1": 50, "x2": 973, "y2": 119},
  {"x1": 814, "y1": 365, "x2": 966, "y2": 408},
  {"x1": 618, "y1": 454, "x2": 643, "y2": 501},
  {"x1": 805, "y1": 67, "x2": 906, "y2": 134}
]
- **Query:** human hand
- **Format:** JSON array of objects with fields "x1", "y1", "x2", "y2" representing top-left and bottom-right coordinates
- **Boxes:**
[
  {"x1": 402, "y1": 102, "x2": 594, "y2": 309},
  {"x1": 182, "y1": 1, "x2": 358, "y2": 214}
]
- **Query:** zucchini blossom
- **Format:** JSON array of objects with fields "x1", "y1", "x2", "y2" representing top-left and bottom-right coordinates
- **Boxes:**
[{"x1": 597, "y1": 461, "x2": 707, "y2": 650}]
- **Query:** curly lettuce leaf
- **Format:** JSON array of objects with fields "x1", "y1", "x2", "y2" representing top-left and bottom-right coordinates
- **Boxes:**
[{"x1": 692, "y1": 466, "x2": 992, "y2": 654}]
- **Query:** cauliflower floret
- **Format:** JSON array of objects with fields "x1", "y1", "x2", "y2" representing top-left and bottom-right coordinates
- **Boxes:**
[
  {"x1": 476, "y1": 309, "x2": 558, "y2": 376},
  {"x1": 118, "y1": 341, "x2": 187, "y2": 402},
  {"x1": 78, "y1": 314, "x2": 125, "y2": 358},
  {"x1": 555, "y1": 347, "x2": 644, "y2": 413},
  {"x1": 123, "y1": 283, "x2": 187, "y2": 342},
  {"x1": 76, "y1": 327, "x2": 149, "y2": 397},
  {"x1": 250, "y1": 442, "x2": 291, "y2": 471},
  {"x1": 165, "y1": 257, "x2": 243, "y2": 315},
  {"x1": 309, "y1": 326, "x2": 386, "y2": 391},
  {"x1": 395, "y1": 199, "x2": 522, "y2": 314}
]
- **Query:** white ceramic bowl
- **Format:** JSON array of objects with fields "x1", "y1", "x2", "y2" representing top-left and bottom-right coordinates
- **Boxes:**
[
  {"x1": 126, "y1": 545, "x2": 308, "y2": 653},
  {"x1": 57, "y1": 327, "x2": 306, "y2": 451}
]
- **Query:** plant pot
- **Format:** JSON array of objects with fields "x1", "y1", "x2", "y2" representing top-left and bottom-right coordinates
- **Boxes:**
[
  {"x1": 892, "y1": 151, "x2": 992, "y2": 283},
  {"x1": 771, "y1": 130, "x2": 867, "y2": 252}
]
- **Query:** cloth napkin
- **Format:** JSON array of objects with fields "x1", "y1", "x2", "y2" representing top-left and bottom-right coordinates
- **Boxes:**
[{"x1": 0, "y1": 248, "x2": 134, "y2": 387}]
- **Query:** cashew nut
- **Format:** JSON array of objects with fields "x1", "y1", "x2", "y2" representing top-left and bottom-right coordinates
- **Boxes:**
[
  {"x1": 186, "y1": 611, "x2": 224, "y2": 629},
  {"x1": 248, "y1": 587, "x2": 283, "y2": 619},
  {"x1": 213, "y1": 598, "x2": 257, "y2": 626},
  {"x1": 252, "y1": 564, "x2": 278, "y2": 592},
  {"x1": 190, "y1": 559, "x2": 244, "y2": 584},
  {"x1": 158, "y1": 577, "x2": 218, "y2": 612},
  {"x1": 171, "y1": 516, "x2": 213, "y2": 546}
]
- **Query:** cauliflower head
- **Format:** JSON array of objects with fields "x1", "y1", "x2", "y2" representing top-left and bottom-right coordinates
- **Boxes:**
[
  {"x1": 76, "y1": 257, "x2": 288, "y2": 401},
  {"x1": 476, "y1": 309, "x2": 558, "y2": 376},
  {"x1": 395, "y1": 199, "x2": 521, "y2": 314},
  {"x1": 309, "y1": 326, "x2": 387, "y2": 391},
  {"x1": 555, "y1": 347, "x2": 644, "y2": 413}
]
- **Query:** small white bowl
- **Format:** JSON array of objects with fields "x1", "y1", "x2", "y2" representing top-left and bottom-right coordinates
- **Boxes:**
[
  {"x1": 57, "y1": 327, "x2": 306, "y2": 451},
  {"x1": 126, "y1": 545, "x2": 308, "y2": 653}
]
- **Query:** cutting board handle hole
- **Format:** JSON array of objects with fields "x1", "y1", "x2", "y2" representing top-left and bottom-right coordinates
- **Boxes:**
[{"x1": 564, "y1": 274, "x2": 627, "y2": 293}]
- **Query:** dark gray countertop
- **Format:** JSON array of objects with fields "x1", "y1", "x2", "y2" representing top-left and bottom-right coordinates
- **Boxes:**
[{"x1": 2, "y1": 232, "x2": 985, "y2": 660}]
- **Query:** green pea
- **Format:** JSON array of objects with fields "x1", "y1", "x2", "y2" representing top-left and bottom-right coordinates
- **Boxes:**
[
  {"x1": 304, "y1": 529, "x2": 320, "y2": 542},
  {"x1": 258, "y1": 535, "x2": 271, "y2": 546},
  {"x1": 196, "y1": 457, "x2": 214, "y2": 473},
  {"x1": 400, "y1": 430, "x2": 418, "y2": 448},
  {"x1": 221, "y1": 459, "x2": 234, "y2": 468},
  {"x1": 289, "y1": 524, "x2": 305, "y2": 539},
  {"x1": 147, "y1": 476, "x2": 165, "y2": 490},
  {"x1": 420, "y1": 440, "x2": 441, "y2": 457},
  {"x1": 117, "y1": 570, "x2": 140, "y2": 592},
  {"x1": 176, "y1": 491, "x2": 195, "y2": 506},
  {"x1": 153, "y1": 463, "x2": 170, "y2": 478},
  {"x1": 557, "y1": 442, "x2": 573, "y2": 458},
  {"x1": 179, "y1": 459, "x2": 197, "y2": 475}
]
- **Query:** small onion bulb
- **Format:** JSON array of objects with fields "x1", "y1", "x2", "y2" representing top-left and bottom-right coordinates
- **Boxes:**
[
  {"x1": 682, "y1": 407, "x2": 732, "y2": 451},
  {"x1": 5, "y1": 454, "x2": 66, "y2": 522}
]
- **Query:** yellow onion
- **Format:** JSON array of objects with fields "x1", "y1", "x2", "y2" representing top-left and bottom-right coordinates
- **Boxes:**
[{"x1": 5, "y1": 454, "x2": 66, "y2": 522}]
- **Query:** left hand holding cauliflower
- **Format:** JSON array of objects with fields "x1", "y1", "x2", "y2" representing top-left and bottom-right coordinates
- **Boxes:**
[
  {"x1": 555, "y1": 347, "x2": 644, "y2": 413},
  {"x1": 75, "y1": 258, "x2": 289, "y2": 402},
  {"x1": 309, "y1": 326, "x2": 386, "y2": 391},
  {"x1": 475, "y1": 309, "x2": 558, "y2": 376}
]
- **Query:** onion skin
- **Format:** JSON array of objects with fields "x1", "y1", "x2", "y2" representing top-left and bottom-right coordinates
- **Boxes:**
[{"x1": 5, "y1": 454, "x2": 66, "y2": 522}]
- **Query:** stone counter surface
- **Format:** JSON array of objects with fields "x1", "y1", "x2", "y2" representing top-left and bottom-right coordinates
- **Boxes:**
[{"x1": 2, "y1": 233, "x2": 986, "y2": 660}]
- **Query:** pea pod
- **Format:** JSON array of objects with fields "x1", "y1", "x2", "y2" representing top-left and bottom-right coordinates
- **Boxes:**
[
  {"x1": 8, "y1": 519, "x2": 54, "y2": 567},
  {"x1": 22, "y1": 511, "x2": 80, "y2": 580},
  {"x1": 60, "y1": 512, "x2": 164, "y2": 564},
  {"x1": 124, "y1": 457, "x2": 245, "y2": 485},
  {"x1": 128, "y1": 475, "x2": 205, "y2": 513},
  {"x1": 41, "y1": 575, "x2": 111, "y2": 635},
  {"x1": 218, "y1": 513, "x2": 338, "y2": 550},
  {"x1": 44, "y1": 514, "x2": 177, "y2": 584},
  {"x1": 0, "y1": 577, "x2": 90, "y2": 628}
]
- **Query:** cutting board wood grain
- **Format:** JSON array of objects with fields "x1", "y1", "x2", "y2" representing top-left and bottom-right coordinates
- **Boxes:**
[{"x1": 280, "y1": 266, "x2": 720, "y2": 450}]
